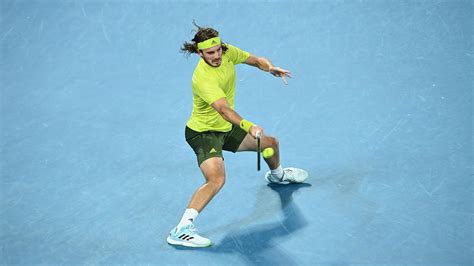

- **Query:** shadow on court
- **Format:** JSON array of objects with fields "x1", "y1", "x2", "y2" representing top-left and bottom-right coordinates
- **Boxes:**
[{"x1": 170, "y1": 183, "x2": 311, "y2": 265}]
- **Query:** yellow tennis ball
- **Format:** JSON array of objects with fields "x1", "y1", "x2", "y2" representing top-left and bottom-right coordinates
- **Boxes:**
[{"x1": 262, "y1": 147, "x2": 274, "y2": 159}]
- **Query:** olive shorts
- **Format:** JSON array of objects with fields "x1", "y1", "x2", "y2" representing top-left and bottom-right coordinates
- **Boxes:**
[{"x1": 185, "y1": 125, "x2": 247, "y2": 166}]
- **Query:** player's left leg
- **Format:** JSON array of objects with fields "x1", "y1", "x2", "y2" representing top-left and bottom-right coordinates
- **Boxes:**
[
  {"x1": 237, "y1": 133, "x2": 280, "y2": 170},
  {"x1": 237, "y1": 133, "x2": 309, "y2": 184}
]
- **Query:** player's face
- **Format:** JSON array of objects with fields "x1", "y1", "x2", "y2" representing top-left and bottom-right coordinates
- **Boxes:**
[{"x1": 199, "y1": 45, "x2": 222, "y2": 67}]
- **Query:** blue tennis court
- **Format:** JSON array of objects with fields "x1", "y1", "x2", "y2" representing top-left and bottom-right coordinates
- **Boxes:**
[{"x1": 1, "y1": 0, "x2": 472, "y2": 265}]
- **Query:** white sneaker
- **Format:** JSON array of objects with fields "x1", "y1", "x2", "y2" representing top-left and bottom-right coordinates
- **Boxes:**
[
  {"x1": 265, "y1": 167, "x2": 309, "y2": 184},
  {"x1": 166, "y1": 224, "x2": 212, "y2": 248}
]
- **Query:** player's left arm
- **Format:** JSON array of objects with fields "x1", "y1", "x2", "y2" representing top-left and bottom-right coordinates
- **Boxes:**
[{"x1": 244, "y1": 55, "x2": 292, "y2": 85}]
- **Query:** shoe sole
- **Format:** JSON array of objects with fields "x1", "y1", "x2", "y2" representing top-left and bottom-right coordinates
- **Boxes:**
[{"x1": 167, "y1": 236, "x2": 212, "y2": 248}]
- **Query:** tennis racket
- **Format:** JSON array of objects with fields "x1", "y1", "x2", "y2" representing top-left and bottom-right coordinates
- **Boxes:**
[{"x1": 256, "y1": 131, "x2": 262, "y2": 171}]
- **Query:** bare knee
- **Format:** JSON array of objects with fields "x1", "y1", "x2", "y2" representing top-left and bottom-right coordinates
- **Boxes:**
[
  {"x1": 273, "y1": 137, "x2": 279, "y2": 149},
  {"x1": 207, "y1": 175, "x2": 225, "y2": 191},
  {"x1": 200, "y1": 157, "x2": 226, "y2": 190},
  {"x1": 266, "y1": 136, "x2": 279, "y2": 150}
]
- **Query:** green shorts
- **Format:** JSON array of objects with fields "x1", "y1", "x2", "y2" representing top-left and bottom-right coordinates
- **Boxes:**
[{"x1": 185, "y1": 125, "x2": 248, "y2": 166}]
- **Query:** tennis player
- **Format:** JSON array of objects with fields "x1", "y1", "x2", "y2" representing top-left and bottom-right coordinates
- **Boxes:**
[{"x1": 167, "y1": 23, "x2": 308, "y2": 248}]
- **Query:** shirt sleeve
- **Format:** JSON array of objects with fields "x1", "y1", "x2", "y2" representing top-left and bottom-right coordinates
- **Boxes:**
[
  {"x1": 225, "y1": 44, "x2": 250, "y2": 65},
  {"x1": 194, "y1": 76, "x2": 226, "y2": 105}
]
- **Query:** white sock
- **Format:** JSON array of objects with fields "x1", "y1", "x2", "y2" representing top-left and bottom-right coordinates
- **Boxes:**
[
  {"x1": 177, "y1": 208, "x2": 199, "y2": 229},
  {"x1": 271, "y1": 165, "x2": 284, "y2": 179}
]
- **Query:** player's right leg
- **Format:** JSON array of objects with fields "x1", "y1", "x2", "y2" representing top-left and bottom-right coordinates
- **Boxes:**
[
  {"x1": 167, "y1": 157, "x2": 225, "y2": 248},
  {"x1": 189, "y1": 157, "x2": 226, "y2": 213}
]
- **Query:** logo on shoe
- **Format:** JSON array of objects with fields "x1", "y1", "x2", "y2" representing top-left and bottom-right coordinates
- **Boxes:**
[{"x1": 178, "y1": 234, "x2": 195, "y2": 241}]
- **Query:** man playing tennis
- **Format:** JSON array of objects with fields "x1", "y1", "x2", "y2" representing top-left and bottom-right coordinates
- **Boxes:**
[{"x1": 167, "y1": 23, "x2": 308, "y2": 248}]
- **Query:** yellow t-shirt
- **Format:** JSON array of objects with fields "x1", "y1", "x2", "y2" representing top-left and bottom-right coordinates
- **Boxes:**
[{"x1": 186, "y1": 44, "x2": 250, "y2": 132}]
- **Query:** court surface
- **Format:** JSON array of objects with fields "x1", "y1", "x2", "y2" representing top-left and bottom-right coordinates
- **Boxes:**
[{"x1": 1, "y1": 0, "x2": 472, "y2": 265}]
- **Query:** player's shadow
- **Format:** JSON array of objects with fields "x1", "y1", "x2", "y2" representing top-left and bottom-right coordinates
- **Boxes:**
[{"x1": 188, "y1": 183, "x2": 311, "y2": 265}]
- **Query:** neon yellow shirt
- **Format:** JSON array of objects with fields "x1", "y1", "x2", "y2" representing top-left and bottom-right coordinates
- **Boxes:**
[{"x1": 186, "y1": 44, "x2": 250, "y2": 132}]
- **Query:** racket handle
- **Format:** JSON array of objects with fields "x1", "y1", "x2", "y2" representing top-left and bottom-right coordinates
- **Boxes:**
[{"x1": 257, "y1": 132, "x2": 261, "y2": 171}]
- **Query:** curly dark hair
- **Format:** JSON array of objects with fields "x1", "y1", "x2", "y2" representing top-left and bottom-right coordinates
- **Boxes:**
[{"x1": 181, "y1": 21, "x2": 228, "y2": 55}]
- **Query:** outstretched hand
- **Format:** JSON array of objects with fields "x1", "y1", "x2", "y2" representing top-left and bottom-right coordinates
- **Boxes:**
[{"x1": 269, "y1": 66, "x2": 292, "y2": 85}]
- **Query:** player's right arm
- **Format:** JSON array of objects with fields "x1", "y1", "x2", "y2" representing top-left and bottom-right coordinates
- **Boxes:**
[{"x1": 211, "y1": 97, "x2": 262, "y2": 138}]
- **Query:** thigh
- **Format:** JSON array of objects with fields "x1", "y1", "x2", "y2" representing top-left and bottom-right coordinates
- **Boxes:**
[
  {"x1": 222, "y1": 125, "x2": 248, "y2": 153},
  {"x1": 199, "y1": 156, "x2": 226, "y2": 182},
  {"x1": 236, "y1": 133, "x2": 257, "y2": 151},
  {"x1": 237, "y1": 133, "x2": 275, "y2": 152},
  {"x1": 186, "y1": 127, "x2": 225, "y2": 166}
]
